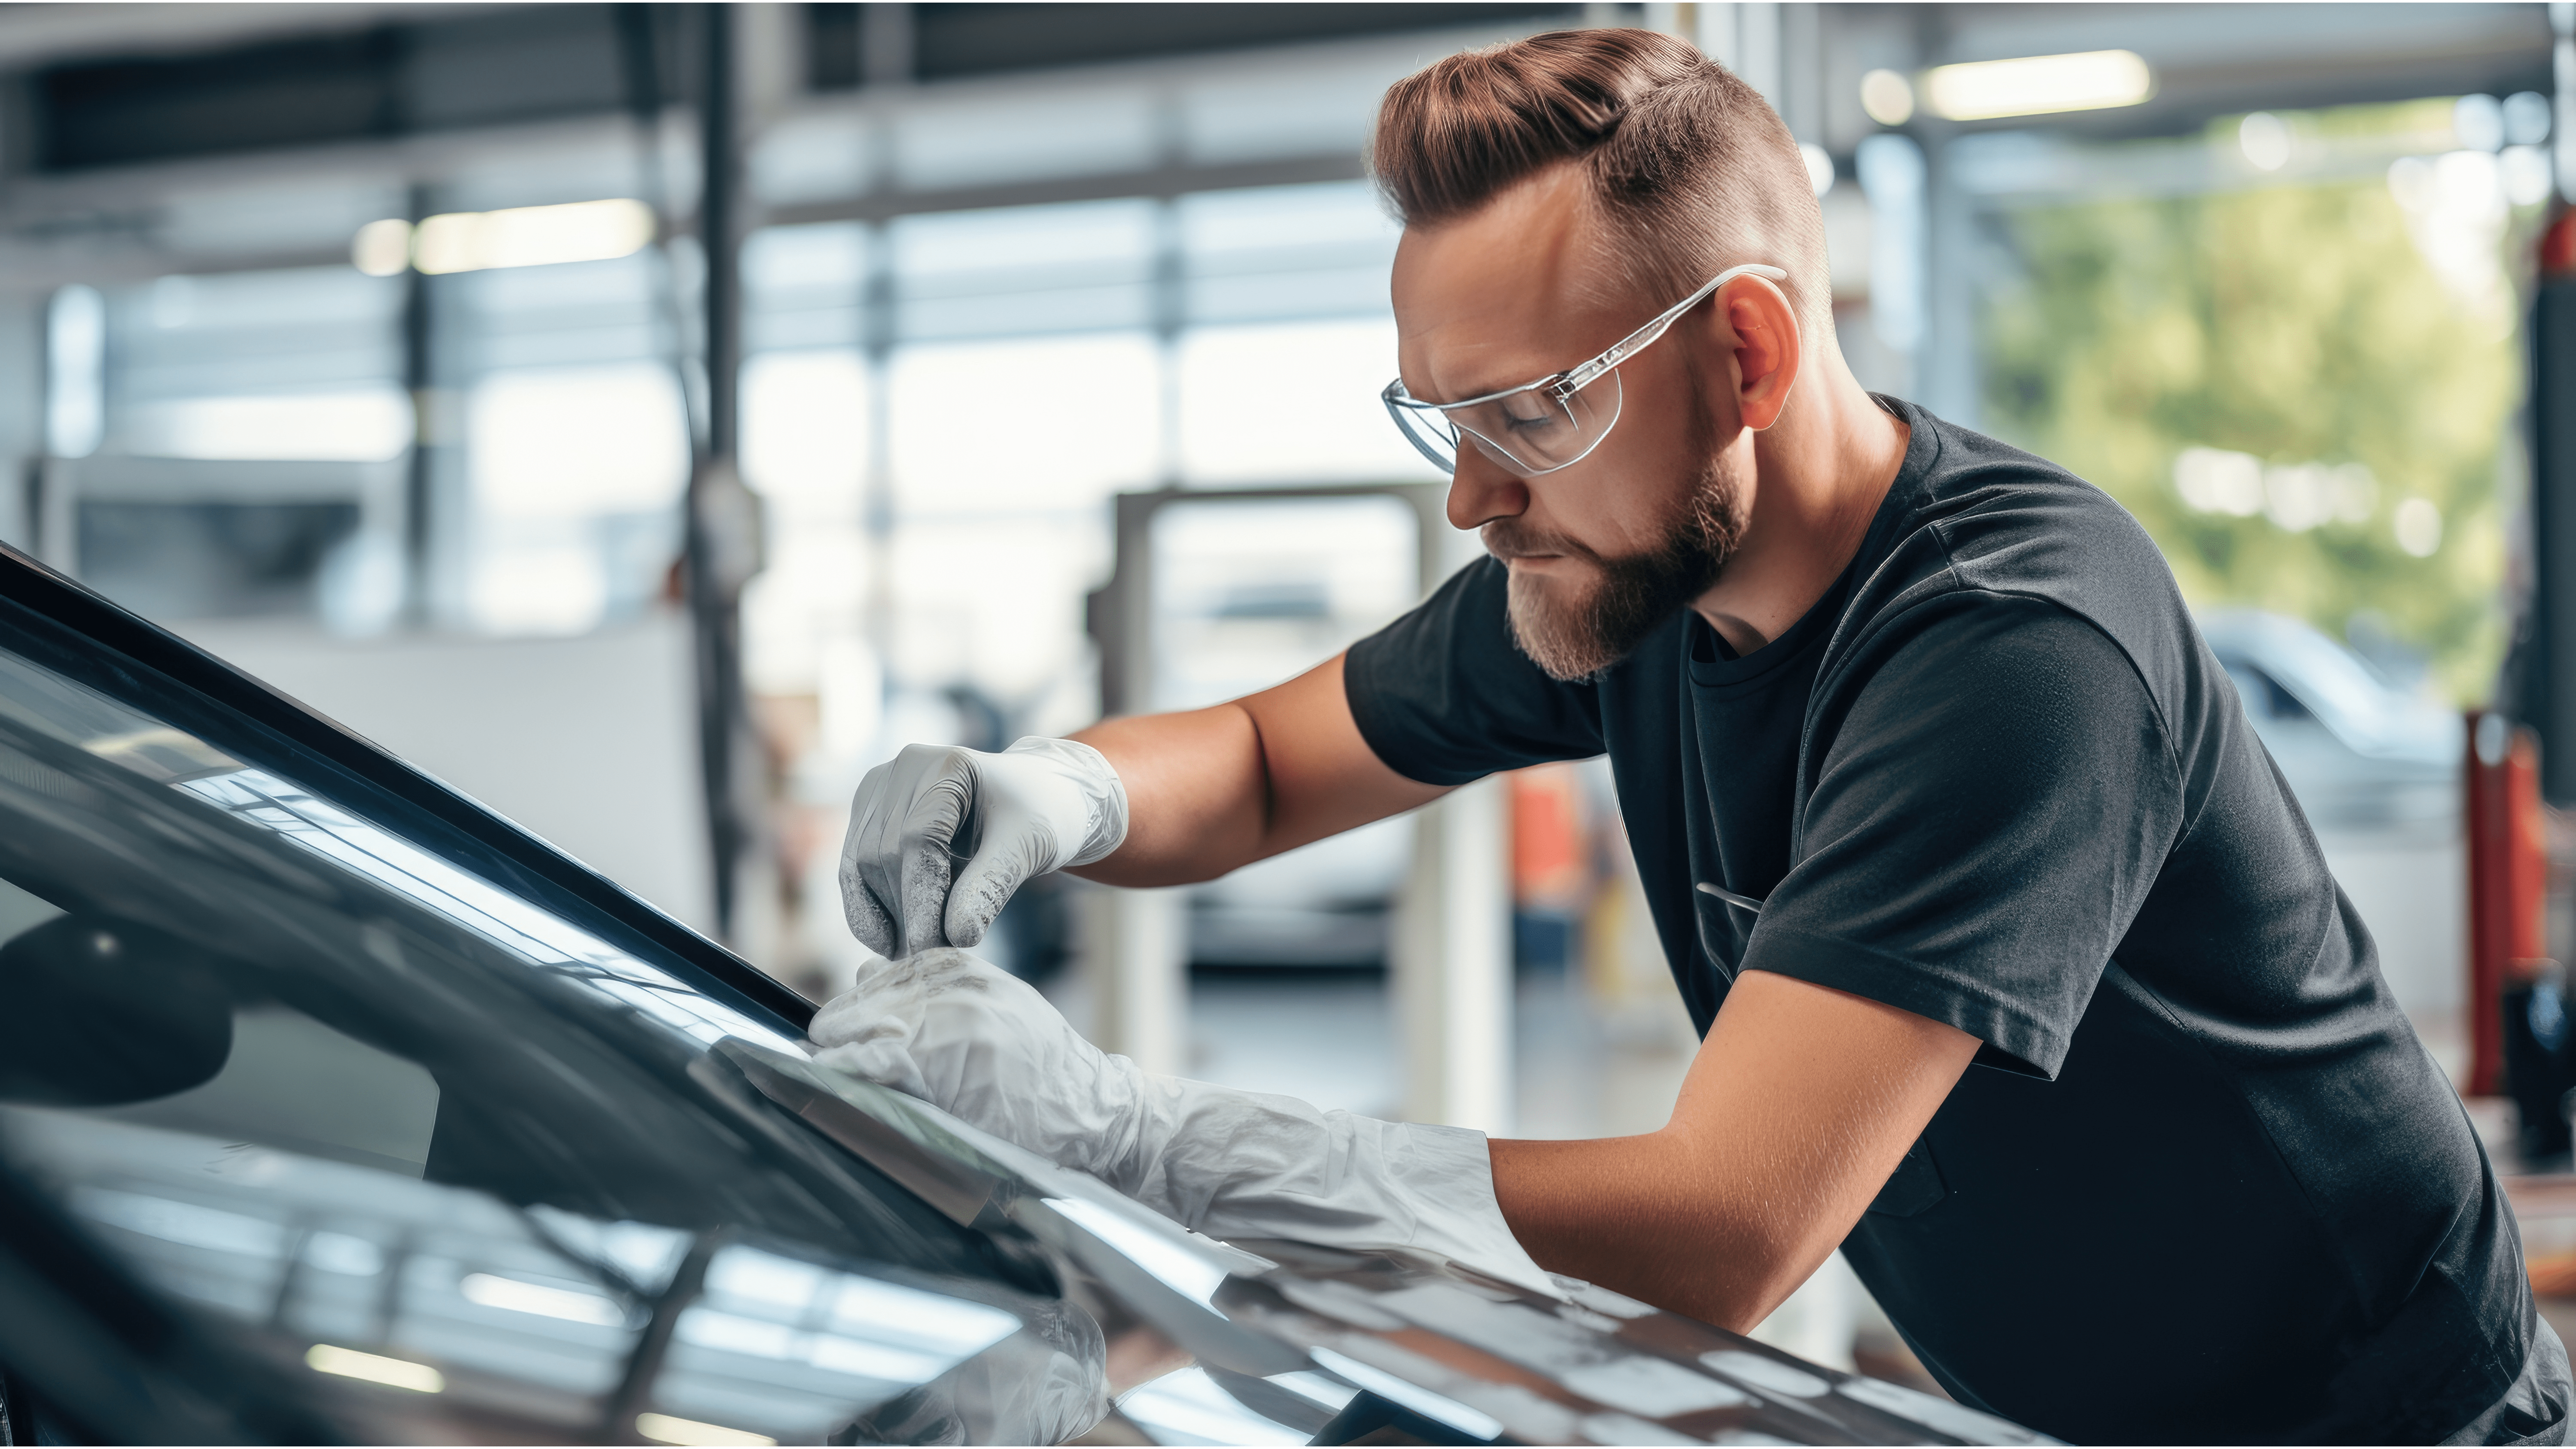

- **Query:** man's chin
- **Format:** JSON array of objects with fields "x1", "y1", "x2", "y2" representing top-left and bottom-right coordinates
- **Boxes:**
[
  {"x1": 1504, "y1": 566, "x2": 1626, "y2": 682},
  {"x1": 1501, "y1": 554, "x2": 1594, "y2": 605},
  {"x1": 1503, "y1": 541, "x2": 1727, "y2": 682},
  {"x1": 1490, "y1": 447, "x2": 1739, "y2": 681}
]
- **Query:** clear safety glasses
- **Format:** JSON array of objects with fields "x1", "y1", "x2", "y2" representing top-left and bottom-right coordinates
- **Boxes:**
[{"x1": 1381, "y1": 262, "x2": 1791, "y2": 478}]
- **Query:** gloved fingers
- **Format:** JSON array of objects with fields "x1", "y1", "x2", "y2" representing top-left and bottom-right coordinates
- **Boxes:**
[
  {"x1": 892, "y1": 763, "x2": 975, "y2": 956},
  {"x1": 846, "y1": 745, "x2": 973, "y2": 956},
  {"x1": 806, "y1": 950, "x2": 997, "y2": 1105},
  {"x1": 810, "y1": 1035, "x2": 932, "y2": 1101},
  {"x1": 806, "y1": 951, "x2": 933, "y2": 1101},
  {"x1": 942, "y1": 825, "x2": 1048, "y2": 948},
  {"x1": 841, "y1": 863, "x2": 899, "y2": 957},
  {"x1": 805, "y1": 949, "x2": 899, "y2": 1042},
  {"x1": 842, "y1": 759, "x2": 910, "y2": 955}
]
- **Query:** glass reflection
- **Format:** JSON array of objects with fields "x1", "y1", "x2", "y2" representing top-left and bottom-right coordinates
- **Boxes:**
[
  {"x1": 171, "y1": 767, "x2": 797, "y2": 1056},
  {"x1": 0, "y1": 615, "x2": 1098, "y2": 1442},
  {"x1": 1043, "y1": 1195, "x2": 1228, "y2": 1306},
  {"x1": 656, "y1": 1244, "x2": 1023, "y2": 1441},
  {"x1": 13, "y1": 1109, "x2": 645, "y2": 1421},
  {"x1": 1118, "y1": 1366, "x2": 1311, "y2": 1446}
]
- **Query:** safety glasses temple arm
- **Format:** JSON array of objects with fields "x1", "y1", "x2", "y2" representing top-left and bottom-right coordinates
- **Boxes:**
[
  {"x1": 1383, "y1": 261, "x2": 1788, "y2": 412},
  {"x1": 1559, "y1": 262, "x2": 1790, "y2": 395}
]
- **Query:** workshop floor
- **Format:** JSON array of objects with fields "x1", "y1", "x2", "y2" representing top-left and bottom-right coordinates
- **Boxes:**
[{"x1": 1182, "y1": 965, "x2": 1697, "y2": 1134}]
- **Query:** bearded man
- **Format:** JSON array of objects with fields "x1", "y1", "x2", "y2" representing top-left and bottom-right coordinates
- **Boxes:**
[{"x1": 816, "y1": 28, "x2": 2561, "y2": 1444}]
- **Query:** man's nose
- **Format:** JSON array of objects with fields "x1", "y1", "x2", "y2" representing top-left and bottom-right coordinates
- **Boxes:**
[{"x1": 1445, "y1": 447, "x2": 1530, "y2": 532}]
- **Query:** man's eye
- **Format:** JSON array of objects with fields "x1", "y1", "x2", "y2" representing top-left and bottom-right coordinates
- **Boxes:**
[{"x1": 1501, "y1": 404, "x2": 1559, "y2": 432}]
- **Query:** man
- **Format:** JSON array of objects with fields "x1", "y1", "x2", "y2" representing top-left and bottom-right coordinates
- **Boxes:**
[{"x1": 817, "y1": 29, "x2": 2562, "y2": 1444}]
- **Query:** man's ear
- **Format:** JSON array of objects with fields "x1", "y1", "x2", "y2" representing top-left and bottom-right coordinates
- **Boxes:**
[{"x1": 1721, "y1": 277, "x2": 1801, "y2": 432}]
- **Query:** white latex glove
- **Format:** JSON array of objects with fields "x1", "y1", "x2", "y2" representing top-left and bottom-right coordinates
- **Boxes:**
[
  {"x1": 808, "y1": 948, "x2": 1561, "y2": 1300},
  {"x1": 839, "y1": 737, "x2": 1127, "y2": 958}
]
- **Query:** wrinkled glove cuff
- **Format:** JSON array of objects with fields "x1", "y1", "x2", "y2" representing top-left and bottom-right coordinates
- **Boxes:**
[{"x1": 1004, "y1": 736, "x2": 1128, "y2": 868}]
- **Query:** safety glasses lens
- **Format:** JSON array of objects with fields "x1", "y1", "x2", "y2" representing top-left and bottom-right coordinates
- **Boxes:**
[
  {"x1": 1390, "y1": 403, "x2": 1459, "y2": 471},
  {"x1": 1451, "y1": 371, "x2": 1621, "y2": 477},
  {"x1": 1384, "y1": 371, "x2": 1623, "y2": 478}
]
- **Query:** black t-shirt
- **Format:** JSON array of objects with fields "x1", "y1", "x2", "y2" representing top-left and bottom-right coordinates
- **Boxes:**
[{"x1": 1344, "y1": 398, "x2": 2531, "y2": 1444}]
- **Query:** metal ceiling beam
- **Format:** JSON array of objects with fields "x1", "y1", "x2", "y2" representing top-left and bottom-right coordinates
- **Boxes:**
[
  {"x1": 0, "y1": 3, "x2": 504, "y2": 69},
  {"x1": 762, "y1": 151, "x2": 1367, "y2": 229},
  {"x1": 0, "y1": 143, "x2": 1375, "y2": 294},
  {"x1": 0, "y1": 2, "x2": 2540, "y2": 293}
]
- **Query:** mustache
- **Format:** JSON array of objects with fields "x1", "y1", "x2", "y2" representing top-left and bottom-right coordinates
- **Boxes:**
[{"x1": 1482, "y1": 518, "x2": 1607, "y2": 568}]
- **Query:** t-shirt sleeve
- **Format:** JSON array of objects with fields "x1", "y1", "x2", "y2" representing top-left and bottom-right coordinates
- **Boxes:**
[
  {"x1": 1738, "y1": 593, "x2": 2184, "y2": 1078},
  {"x1": 1343, "y1": 556, "x2": 1606, "y2": 785}
]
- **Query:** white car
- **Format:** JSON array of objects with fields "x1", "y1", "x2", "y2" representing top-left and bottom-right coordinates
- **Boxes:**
[{"x1": 2196, "y1": 609, "x2": 2461, "y2": 832}]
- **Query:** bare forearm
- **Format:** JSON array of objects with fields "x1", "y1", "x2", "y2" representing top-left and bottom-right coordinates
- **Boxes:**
[
  {"x1": 1490, "y1": 1132, "x2": 1822, "y2": 1332},
  {"x1": 1070, "y1": 704, "x2": 1272, "y2": 886},
  {"x1": 1491, "y1": 971, "x2": 1979, "y2": 1332},
  {"x1": 1069, "y1": 654, "x2": 1449, "y2": 888}
]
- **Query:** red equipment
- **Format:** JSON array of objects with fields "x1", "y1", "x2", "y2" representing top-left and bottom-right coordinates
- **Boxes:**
[{"x1": 2466, "y1": 711, "x2": 2550, "y2": 1098}]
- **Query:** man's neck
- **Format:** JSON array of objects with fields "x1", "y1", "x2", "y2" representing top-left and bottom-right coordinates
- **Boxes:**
[{"x1": 1690, "y1": 360, "x2": 1910, "y2": 656}]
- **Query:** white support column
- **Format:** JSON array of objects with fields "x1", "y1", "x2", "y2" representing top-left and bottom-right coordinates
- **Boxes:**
[
  {"x1": 1737, "y1": 3, "x2": 1785, "y2": 108},
  {"x1": 1086, "y1": 883, "x2": 1189, "y2": 1076},
  {"x1": 1393, "y1": 774, "x2": 1514, "y2": 1133},
  {"x1": 34, "y1": 459, "x2": 74, "y2": 575},
  {"x1": 1694, "y1": 3, "x2": 1786, "y2": 116},
  {"x1": 1856, "y1": 131, "x2": 1927, "y2": 392},
  {"x1": 1919, "y1": 139, "x2": 1980, "y2": 431},
  {"x1": 1694, "y1": 2, "x2": 1739, "y2": 70},
  {"x1": 2556, "y1": 2, "x2": 2576, "y2": 204},
  {"x1": 733, "y1": 3, "x2": 802, "y2": 131}
]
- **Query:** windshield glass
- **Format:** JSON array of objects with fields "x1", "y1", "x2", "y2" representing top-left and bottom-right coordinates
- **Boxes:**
[{"x1": 0, "y1": 609, "x2": 1101, "y2": 1445}]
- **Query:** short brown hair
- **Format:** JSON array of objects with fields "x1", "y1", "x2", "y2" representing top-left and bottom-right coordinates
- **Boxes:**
[{"x1": 1372, "y1": 28, "x2": 1831, "y2": 335}]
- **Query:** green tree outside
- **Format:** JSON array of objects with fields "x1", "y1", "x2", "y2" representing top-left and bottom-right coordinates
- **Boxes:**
[{"x1": 1979, "y1": 103, "x2": 2526, "y2": 703}]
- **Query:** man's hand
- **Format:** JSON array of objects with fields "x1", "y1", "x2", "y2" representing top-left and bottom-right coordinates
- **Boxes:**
[
  {"x1": 809, "y1": 947, "x2": 1149, "y2": 1179},
  {"x1": 1491, "y1": 970, "x2": 1978, "y2": 1332},
  {"x1": 809, "y1": 947, "x2": 1560, "y2": 1297},
  {"x1": 839, "y1": 737, "x2": 1127, "y2": 957}
]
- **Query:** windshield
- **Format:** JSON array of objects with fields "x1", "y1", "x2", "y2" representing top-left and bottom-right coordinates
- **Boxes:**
[{"x1": 0, "y1": 598, "x2": 1100, "y2": 1446}]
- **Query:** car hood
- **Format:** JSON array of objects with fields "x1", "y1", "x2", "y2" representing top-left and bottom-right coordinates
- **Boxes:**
[{"x1": 721, "y1": 1039, "x2": 2053, "y2": 1447}]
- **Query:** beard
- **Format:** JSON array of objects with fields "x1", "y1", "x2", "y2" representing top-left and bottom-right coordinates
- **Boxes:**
[{"x1": 1491, "y1": 438, "x2": 1748, "y2": 683}]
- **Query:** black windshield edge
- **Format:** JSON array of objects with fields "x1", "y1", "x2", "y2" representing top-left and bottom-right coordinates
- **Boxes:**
[{"x1": 0, "y1": 542, "x2": 816, "y2": 1031}]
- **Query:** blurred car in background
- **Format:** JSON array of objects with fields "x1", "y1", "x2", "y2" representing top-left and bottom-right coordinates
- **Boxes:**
[
  {"x1": 0, "y1": 546, "x2": 2045, "y2": 1446},
  {"x1": 2197, "y1": 609, "x2": 2468, "y2": 1060},
  {"x1": 2199, "y1": 609, "x2": 2463, "y2": 831},
  {"x1": 1146, "y1": 496, "x2": 1425, "y2": 971}
]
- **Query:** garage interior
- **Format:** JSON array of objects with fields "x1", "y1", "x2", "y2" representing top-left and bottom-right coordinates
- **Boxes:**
[{"x1": 0, "y1": 0, "x2": 2561, "y2": 1394}]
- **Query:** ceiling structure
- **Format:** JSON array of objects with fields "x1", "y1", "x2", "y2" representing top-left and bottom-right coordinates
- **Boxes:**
[{"x1": 0, "y1": 2, "x2": 2538, "y2": 292}]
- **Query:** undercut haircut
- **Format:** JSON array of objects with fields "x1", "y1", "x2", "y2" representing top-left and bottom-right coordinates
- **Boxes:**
[{"x1": 1372, "y1": 28, "x2": 1833, "y2": 338}]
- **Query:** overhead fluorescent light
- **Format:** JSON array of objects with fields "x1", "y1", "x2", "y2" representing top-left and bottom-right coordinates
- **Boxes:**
[
  {"x1": 1922, "y1": 50, "x2": 2154, "y2": 122},
  {"x1": 637, "y1": 1412, "x2": 776, "y2": 1446},
  {"x1": 460, "y1": 1271, "x2": 625, "y2": 1326},
  {"x1": 305, "y1": 1344, "x2": 444, "y2": 1394},
  {"x1": 351, "y1": 217, "x2": 411, "y2": 277},
  {"x1": 1860, "y1": 67, "x2": 1916, "y2": 127},
  {"x1": 399, "y1": 198, "x2": 656, "y2": 276}
]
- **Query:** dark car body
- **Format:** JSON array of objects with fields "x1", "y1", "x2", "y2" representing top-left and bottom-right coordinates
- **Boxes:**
[{"x1": 0, "y1": 544, "x2": 2047, "y2": 1447}]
